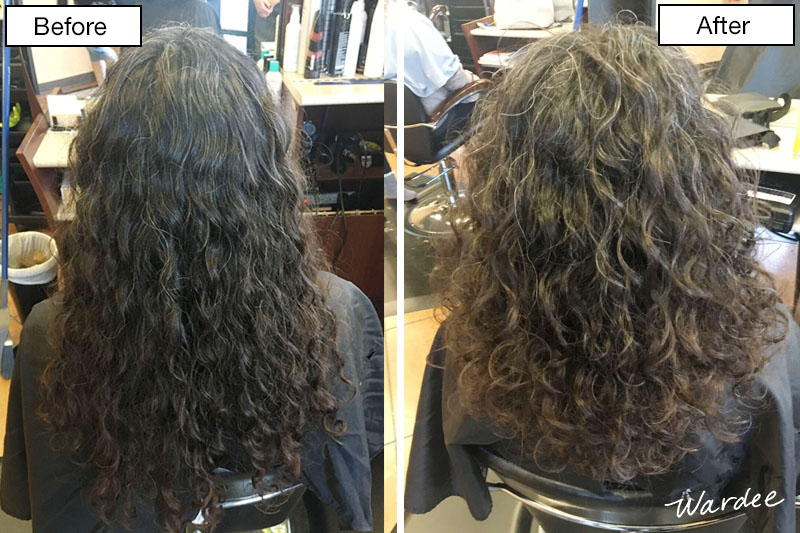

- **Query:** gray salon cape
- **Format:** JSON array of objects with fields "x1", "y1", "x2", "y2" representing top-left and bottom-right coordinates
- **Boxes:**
[
  {"x1": 405, "y1": 307, "x2": 800, "y2": 533},
  {"x1": 0, "y1": 272, "x2": 383, "y2": 532}
]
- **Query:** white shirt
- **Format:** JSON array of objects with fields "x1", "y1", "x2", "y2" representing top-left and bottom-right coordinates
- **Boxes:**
[{"x1": 385, "y1": 1, "x2": 474, "y2": 115}]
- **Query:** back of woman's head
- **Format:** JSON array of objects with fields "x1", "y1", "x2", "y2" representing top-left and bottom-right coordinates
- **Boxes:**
[
  {"x1": 41, "y1": 26, "x2": 341, "y2": 530},
  {"x1": 437, "y1": 25, "x2": 786, "y2": 482}
]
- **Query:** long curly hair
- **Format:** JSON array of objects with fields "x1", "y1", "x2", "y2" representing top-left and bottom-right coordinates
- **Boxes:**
[
  {"x1": 40, "y1": 26, "x2": 343, "y2": 531},
  {"x1": 435, "y1": 25, "x2": 787, "y2": 483}
]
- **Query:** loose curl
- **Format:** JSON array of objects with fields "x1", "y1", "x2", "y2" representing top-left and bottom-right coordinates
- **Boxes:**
[
  {"x1": 435, "y1": 25, "x2": 787, "y2": 483},
  {"x1": 40, "y1": 26, "x2": 344, "y2": 531}
]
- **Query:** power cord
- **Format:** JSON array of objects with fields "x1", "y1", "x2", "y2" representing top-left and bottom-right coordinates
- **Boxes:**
[
  {"x1": 328, "y1": 134, "x2": 350, "y2": 267},
  {"x1": 302, "y1": 124, "x2": 379, "y2": 268}
]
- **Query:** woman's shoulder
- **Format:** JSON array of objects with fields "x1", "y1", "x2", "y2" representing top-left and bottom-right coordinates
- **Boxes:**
[
  {"x1": 317, "y1": 271, "x2": 383, "y2": 364},
  {"x1": 317, "y1": 271, "x2": 376, "y2": 322},
  {"x1": 23, "y1": 297, "x2": 59, "y2": 329},
  {"x1": 17, "y1": 298, "x2": 60, "y2": 363},
  {"x1": 760, "y1": 304, "x2": 800, "y2": 384}
]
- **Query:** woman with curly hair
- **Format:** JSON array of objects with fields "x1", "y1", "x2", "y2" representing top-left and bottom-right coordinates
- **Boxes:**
[
  {"x1": 1, "y1": 26, "x2": 382, "y2": 532},
  {"x1": 406, "y1": 24, "x2": 800, "y2": 531}
]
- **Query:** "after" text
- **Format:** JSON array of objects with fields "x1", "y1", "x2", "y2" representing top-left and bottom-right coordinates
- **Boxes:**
[{"x1": 696, "y1": 15, "x2": 750, "y2": 35}]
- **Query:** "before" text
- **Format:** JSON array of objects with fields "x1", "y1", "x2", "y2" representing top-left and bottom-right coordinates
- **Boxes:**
[{"x1": 34, "y1": 17, "x2": 107, "y2": 36}]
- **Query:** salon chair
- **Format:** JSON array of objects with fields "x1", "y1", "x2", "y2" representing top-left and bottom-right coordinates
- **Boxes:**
[
  {"x1": 471, "y1": 446, "x2": 756, "y2": 533},
  {"x1": 186, "y1": 471, "x2": 304, "y2": 533},
  {"x1": 429, "y1": 5, "x2": 452, "y2": 42},
  {"x1": 384, "y1": 78, "x2": 492, "y2": 237}
]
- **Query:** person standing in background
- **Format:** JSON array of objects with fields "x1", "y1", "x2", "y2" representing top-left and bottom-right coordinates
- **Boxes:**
[
  {"x1": 253, "y1": 0, "x2": 281, "y2": 17},
  {"x1": 86, "y1": 46, "x2": 118, "y2": 85},
  {"x1": 252, "y1": 0, "x2": 283, "y2": 60}
]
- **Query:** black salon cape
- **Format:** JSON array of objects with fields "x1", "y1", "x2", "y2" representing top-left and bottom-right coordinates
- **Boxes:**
[
  {"x1": 0, "y1": 272, "x2": 383, "y2": 532},
  {"x1": 405, "y1": 307, "x2": 800, "y2": 533}
]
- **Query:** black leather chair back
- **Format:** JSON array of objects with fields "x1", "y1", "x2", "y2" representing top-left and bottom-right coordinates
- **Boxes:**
[
  {"x1": 385, "y1": 80, "x2": 441, "y2": 164},
  {"x1": 472, "y1": 447, "x2": 752, "y2": 533}
]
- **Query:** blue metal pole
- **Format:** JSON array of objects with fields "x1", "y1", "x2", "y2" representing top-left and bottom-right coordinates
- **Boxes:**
[
  {"x1": 2, "y1": 0, "x2": 10, "y2": 281},
  {"x1": 573, "y1": 0, "x2": 584, "y2": 31}
]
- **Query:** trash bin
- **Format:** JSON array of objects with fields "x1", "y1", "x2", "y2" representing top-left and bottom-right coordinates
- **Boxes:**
[{"x1": 2, "y1": 231, "x2": 58, "y2": 323}]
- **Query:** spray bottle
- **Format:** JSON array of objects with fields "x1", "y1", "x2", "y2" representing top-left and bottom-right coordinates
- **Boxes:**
[
  {"x1": 283, "y1": 4, "x2": 302, "y2": 74},
  {"x1": 343, "y1": 0, "x2": 365, "y2": 77}
]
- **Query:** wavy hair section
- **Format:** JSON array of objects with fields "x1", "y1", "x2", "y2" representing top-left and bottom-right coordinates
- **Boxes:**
[
  {"x1": 435, "y1": 25, "x2": 786, "y2": 482},
  {"x1": 40, "y1": 26, "x2": 343, "y2": 531}
]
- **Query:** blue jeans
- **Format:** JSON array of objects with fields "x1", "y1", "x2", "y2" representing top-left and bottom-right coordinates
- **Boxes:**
[{"x1": 87, "y1": 46, "x2": 115, "y2": 62}]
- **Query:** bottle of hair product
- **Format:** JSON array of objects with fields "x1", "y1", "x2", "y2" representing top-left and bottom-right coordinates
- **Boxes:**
[
  {"x1": 326, "y1": 1, "x2": 350, "y2": 76},
  {"x1": 356, "y1": 0, "x2": 375, "y2": 74},
  {"x1": 343, "y1": 0, "x2": 364, "y2": 77},
  {"x1": 305, "y1": 8, "x2": 324, "y2": 78},
  {"x1": 266, "y1": 61, "x2": 283, "y2": 99},
  {"x1": 319, "y1": 0, "x2": 334, "y2": 74},
  {"x1": 259, "y1": 49, "x2": 275, "y2": 73},
  {"x1": 283, "y1": 4, "x2": 302, "y2": 74}
]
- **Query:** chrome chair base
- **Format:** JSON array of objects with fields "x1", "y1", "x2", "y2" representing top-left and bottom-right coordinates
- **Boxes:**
[
  {"x1": 404, "y1": 158, "x2": 468, "y2": 239},
  {"x1": 405, "y1": 192, "x2": 469, "y2": 239}
]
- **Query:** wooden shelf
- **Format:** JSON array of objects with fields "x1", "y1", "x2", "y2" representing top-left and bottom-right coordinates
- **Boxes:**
[
  {"x1": 470, "y1": 23, "x2": 571, "y2": 39},
  {"x1": 464, "y1": 15, "x2": 577, "y2": 75},
  {"x1": 16, "y1": 113, "x2": 61, "y2": 229},
  {"x1": 283, "y1": 72, "x2": 384, "y2": 107}
]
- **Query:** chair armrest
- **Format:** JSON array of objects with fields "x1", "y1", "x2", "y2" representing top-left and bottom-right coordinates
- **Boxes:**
[{"x1": 429, "y1": 79, "x2": 494, "y2": 122}]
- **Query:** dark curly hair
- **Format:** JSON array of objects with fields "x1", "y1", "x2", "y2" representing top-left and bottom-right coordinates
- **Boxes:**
[
  {"x1": 435, "y1": 25, "x2": 787, "y2": 483},
  {"x1": 40, "y1": 26, "x2": 344, "y2": 531}
]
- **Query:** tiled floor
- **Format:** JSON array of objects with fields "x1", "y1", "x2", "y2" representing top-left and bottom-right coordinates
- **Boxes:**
[
  {"x1": 384, "y1": 145, "x2": 442, "y2": 532},
  {"x1": 384, "y1": 316, "x2": 397, "y2": 533},
  {"x1": 401, "y1": 308, "x2": 442, "y2": 439},
  {"x1": 383, "y1": 307, "x2": 442, "y2": 532}
]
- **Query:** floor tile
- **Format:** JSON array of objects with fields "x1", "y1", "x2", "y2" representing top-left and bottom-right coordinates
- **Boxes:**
[
  {"x1": 403, "y1": 435, "x2": 412, "y2": 478},
  {"x1": 384, "y1": 441, "x2": 397, "y2": 533},
  {"x1": 403, "y1": 309, "x2": 441, "y2": 438}
]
